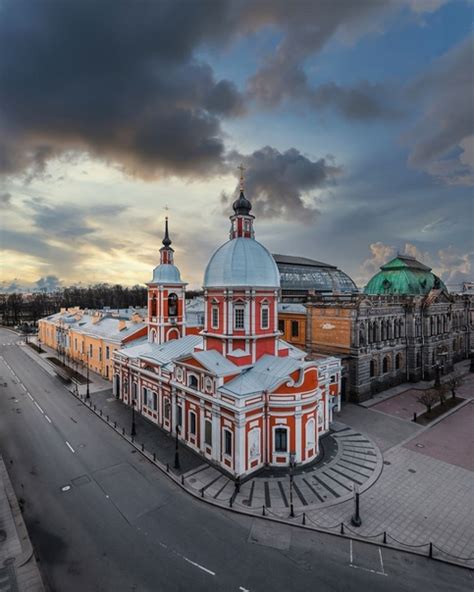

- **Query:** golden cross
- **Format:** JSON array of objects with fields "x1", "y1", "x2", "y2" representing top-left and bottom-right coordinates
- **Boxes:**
[{"x1": 238, "y1": 163, "x2": 245, "y2": 191}]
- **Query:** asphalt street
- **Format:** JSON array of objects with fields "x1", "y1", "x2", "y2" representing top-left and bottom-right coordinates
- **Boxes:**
[{"x1": 0, "y1": 328, "x2": 471, "y2": 592}]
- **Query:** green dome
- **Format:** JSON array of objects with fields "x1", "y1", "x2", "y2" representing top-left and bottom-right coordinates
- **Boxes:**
[{"x1": 364, "y1": 255, "x2": 447, "y2": 295}]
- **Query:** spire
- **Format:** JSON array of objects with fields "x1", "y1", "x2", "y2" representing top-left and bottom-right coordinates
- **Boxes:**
[
  {"x1": 232, "y1": 163, "x2": 252, "y2": 216},
  {"x1": 162, "y1": 216, "x2": 172, "y2": 248}
]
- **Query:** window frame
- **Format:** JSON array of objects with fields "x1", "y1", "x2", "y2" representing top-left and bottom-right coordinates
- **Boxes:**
[
  {"x1": 223, "y1": 429, "x2": 232, "y2": 456},
  {"x1": 234, "y1": 305, "x2": 245, "y2": 330},
  {"x1": 291, "y1": 320, "x2": 299, "y2": 338},
  {"x1": 274, "y1": 427, "x2": 288, "y2": 453},
  {"x1": 211, "y1": 305, "x2": 219, "y2": 329},
  {"x1": 261, "y1": 304, "x2": 269, "y2": 330}
]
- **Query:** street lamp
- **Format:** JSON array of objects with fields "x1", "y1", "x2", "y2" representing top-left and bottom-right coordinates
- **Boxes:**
[
  {"x1": 174, "y1": 424, "x2": 181, "y2": 469},
  {"x1": 289, "y1": 451, "x2": 296, "y2": 518},
  {"x1": 131, "y1": 399, "x2": 136, "y2": 437},
  {"x1": 434, "y1": 361, "x2": 441, "y2": 388},
  {"x1": 351, "y1": 484, "x2": 362, "y2": 527}
]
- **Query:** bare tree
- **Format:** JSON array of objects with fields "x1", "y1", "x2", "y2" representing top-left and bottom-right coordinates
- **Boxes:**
[
  {"x1": 446, "y1": 375, "x2": 465, "y2": 399},
  {"x1": 417, "y1": 388, "x2": 439, "y2": 416},
  {"x1": 436, "y1": 383, "x2": 450, "y2": 405}
]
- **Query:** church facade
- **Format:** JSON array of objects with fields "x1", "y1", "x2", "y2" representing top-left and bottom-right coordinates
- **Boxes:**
[{"x1": 113, "y1": 183, "x2": 341, "y2": 478}]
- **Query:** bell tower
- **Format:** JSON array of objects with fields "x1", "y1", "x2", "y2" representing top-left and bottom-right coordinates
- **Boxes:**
[{"x1": 147, "y1": 217, "x2": 187, "y2": 344}]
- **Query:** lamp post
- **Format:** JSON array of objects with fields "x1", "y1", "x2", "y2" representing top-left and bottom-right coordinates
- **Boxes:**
[
  {"x1": 289, "y1": 451, "x2": 296, "y2": 518},
  {"x1": 174, "y1": 424, "x2": 181, "y2": 469},
  {"x1": 434, "y1": 361, "x2": 441, "y2": 388},
  {"x1": 351, "y1": 484, "x2": 362, "y2": 527},
  {"x1": 131, "y1": 399, "x2": 136, "y2": 437}
]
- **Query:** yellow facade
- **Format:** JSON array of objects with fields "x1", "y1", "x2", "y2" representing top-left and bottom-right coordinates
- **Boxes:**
[{"x1": 38, "y1": 309, "x2": 146, "y2": 381}]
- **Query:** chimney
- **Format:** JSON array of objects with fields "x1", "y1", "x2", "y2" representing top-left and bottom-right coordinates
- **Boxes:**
[{"x1": 118, "y1": 320, "x2": 127, "y2": 331}]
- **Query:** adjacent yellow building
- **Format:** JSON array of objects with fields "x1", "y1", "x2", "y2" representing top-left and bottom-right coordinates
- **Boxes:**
[{"x1": 38, "y1": 308, "x2": 147, "y2": 380}]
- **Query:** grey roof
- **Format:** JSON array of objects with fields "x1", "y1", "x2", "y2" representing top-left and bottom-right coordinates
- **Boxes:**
[
  {"x1": 204, "y1": 237, "x2": 280, "y2": 288},
  {"x1": 278, "y1": 303, "x2": 306, "y2": 314},
  {"x1": 118, "y1": 334, "x2": 203, "y2": 368},
  {"x1": 187, "y1": 349, "x2": 239, "y2": 376},
  {"x1": 278, "y1": 339, "x2": 306, "y2": 359},
  {"x1": 149, "y1": 263, "x2": 185, "y2": 284},
  {"x1": 219, "y1": 354, "x2": 304, "y2": 397},
  {"x1": 185, "y1": 297, "x2": 205, "y2": 327},
  {"x1": 273, "y1": 254, "x2": 336, "y2": 269}
]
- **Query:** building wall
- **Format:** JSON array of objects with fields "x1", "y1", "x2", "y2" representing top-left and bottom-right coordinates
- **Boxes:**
[{"x1": 278, "y1": 312, "x2": 306, "y2": 348}]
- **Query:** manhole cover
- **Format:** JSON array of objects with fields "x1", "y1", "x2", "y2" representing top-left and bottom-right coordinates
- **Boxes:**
[
  {"x1": 416, "y1": 443, "x2": 425, "y2": 448},
  {"x1": 61, "y1": 485, "x2": 71, "y2": 492},
  {"x1": 408, "y1": 469, "x2": 416, "y2": 474}
]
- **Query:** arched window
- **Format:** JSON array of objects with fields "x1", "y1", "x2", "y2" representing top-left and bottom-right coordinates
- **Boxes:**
[
  {"x1": 383, "y1": 356, "x2": 390, "y2": 373},
  {"x1": 168, "y1": 293, "x2": 178, "y2": 317},
  {"x1": 150, "y1": 294, "x2": 157, "y2": 317},
  {"x1": 188, "y1": 374, "x2": 198, "y2": 389},
  {"x1": 395, "y1": 353, "x2": 402, "y2": 370},
  {"x1": 370, "y1": 360, "x2": 376, "y2": 378},
  {"x1": 359, "y1": 326, "x2": 365, "y2": 346},
  {"x1": 274, "y1": 427, "x2": 288, "y2": 453},
  {"x1": 149, "y1": 328, "x2": 156, "y2": 343}
]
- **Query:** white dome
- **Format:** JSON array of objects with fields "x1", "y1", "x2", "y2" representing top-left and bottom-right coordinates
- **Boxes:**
[
  {"x1": 150, "y1": 264, "x2": 184, "y2": 284},
  {"x1": 204, "y1": 237, "x2": 280, "y2": 288}
]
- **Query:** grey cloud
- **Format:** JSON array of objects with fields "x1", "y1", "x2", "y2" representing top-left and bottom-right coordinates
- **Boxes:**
[
  {"x1": 225, "y1": 146, "x2": 341, "y2": 221},
  {"x1": 405, "y1": 35, "x2": 474, "y2": 185},
  {"x1": 36, "y1": 275, "x2": 61, "y2": 292},
  {"x1": 0, "y1": 191, "x2": 11, "y2": 205}
]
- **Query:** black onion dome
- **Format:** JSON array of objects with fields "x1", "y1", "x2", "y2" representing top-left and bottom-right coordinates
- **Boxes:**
[
  {"x1": 232, "y1": 190, "x2": 252, "y2": 216},
  {"x1": 162, "y1": 217, "x2": 172, "y2": 248}
]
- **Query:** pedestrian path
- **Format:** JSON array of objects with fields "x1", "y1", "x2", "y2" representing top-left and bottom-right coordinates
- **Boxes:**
[{"x1": 184, "y1": 424, "x2": 383, "y2": 513}]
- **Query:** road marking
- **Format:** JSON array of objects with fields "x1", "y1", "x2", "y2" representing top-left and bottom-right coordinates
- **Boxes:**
[
  {"x1": 34, "y1": 401, "x2": 44, "y2": 414},
  {"x1": 349, "y1": 563, "x2": 387, "y2": 576},
  {"x1": 239, "y1": 587, "x2": 250, "y2": 592},
  {"x1": 378, "y1": 548, "x2": 385, "y2": 575},
  {"x1": 61, "y1": 485, "x2": 71, "y2": 492},
  {"x1": 182, "y1": 556, "x2": 215, "y2": 576},
  {"x1": 45, "y1": 415, "x2": 52, "y2": 423},
  {"x1": 27, "y1": 393, "x2": 34, "y2": 401},
  {"x1": 350, "y1": 539, "x2": 353, "y2": 564},
  {"x1": 66, "y1": 441, "x2": 75, "y2": 453},
  {"x1": 20, "y1": 384, "x2": 27, "y2": 391}
]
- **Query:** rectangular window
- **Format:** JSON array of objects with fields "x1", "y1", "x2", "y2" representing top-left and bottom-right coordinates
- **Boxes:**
[
  {"x1": 89, "y1": 344, "x2": 93, "y2": 357},
  {"x1": 212, "y1": 306, "x2": 219, "y2": 329},
  {"x1": 74, "y1": 338, "x2": 77, "y2": 351},
  {"x1": 261, "y1": 306, "x2": 269, "y2": 329},
  {"x1": 99, "y1": 347, "x2": 102, "y2": 362},
  {"x1": 164, "y1": 400, "x2": 170, "y2": 419},
  {"x1": 142, "y1": 387, "x2": 148, "y2": 407},
  {"x1": 205, "y1": 420, "x2": 212, "y2": 446},
  {"x1": 190, "y1": 411, "x2": 197, "y2": 435},
  {"x1": 224, "y1": 430, "x2": 232, "y2": 455},
  {"x1": 177, "y1": 405, "x2": 182, "y2": 427},
  {"x1": 106, "y1": 346, "x2": 110, "y2": 360},
  {"x1": 153, "y1": 392, "x2": 157, "y2": 411},
  {"x1": 132, "y1": 382, "x2": 137, "y2": 401},
  {"x1": 278, "y1": 319, "x2": 285, "y2": 333},
  {"x1": 234, "y1": 306, "x2": 245, "y2": 330},
  {"x1": 275, "y1": 428, "x2": 288, "y2": 452},
  {"x1": 291, "y1": 320, "x2": 299, "y2": 338}
]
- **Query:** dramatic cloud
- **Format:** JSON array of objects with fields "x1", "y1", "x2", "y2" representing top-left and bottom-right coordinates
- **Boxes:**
[
  {"x1": 223, "y1": 147, "x2": 341, "y2": 221},
  {"x1": 405, "y1": 35, "x2": 474, "y2": 185},
  {"x1": 0, "y1": 191, "x2": 11, "y2": 205},
  {"x1": 36, "y1": 275, "x2": 61, "y2": 293}
]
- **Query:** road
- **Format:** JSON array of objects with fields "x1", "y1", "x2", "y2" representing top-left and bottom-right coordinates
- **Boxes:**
[{"x1": 0, "y1": 328, "x2": 471, "y2": 592}]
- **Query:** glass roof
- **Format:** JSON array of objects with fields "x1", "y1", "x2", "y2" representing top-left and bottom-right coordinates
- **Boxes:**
[{"x1": 277, "y1": 263, "x2": 358, "y2": 293}]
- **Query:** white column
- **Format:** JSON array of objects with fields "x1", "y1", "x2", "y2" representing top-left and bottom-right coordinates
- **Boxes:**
[
  {"x1": 235, "y1": 415, "x2": 246, "y2": 476},
  {"x1": 211, "y1": 405, "x2": 221, "y2": 462},
  {"x1": 295, "y1": 408, "x2": 302, "y2": 463},
  {"x1": 199, "y1": 401, "x2": 206, "y2": 451},
  {"x1": 171, "y1": 387, "x2": 177, "y2": 435}
]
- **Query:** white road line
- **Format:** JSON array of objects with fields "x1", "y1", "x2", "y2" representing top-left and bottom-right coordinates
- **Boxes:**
[
  {"x1": 239, "y1": 587, "x2": 250, "y2": 592},
  {"x1": 27, "y1": 393, "x2": 34, "y2": 401},
  {"x1": 378, "y1": 548, "x2": 385, "y2": 575},
  {"x1": 45, "y1": 415, "x2": 52, "y2": 424},
  {"x1": 349, "y1": 564, "x2": 387, "y2": 577},
  {"x1": 182, "y1": 556, "x2": 215, "y2": 576},
  {"x1": 34, "y1": 401, "x2": 44, "y2": 414},
  {"x1": 20, "y1": 384, "x2": 27, "y2": 391},
  {"x1": 66, "y1": 441, "x2": 75, "y2": 453},
  {"x1": 349, "y1": 539, "x2": 353, "y2": 564}
]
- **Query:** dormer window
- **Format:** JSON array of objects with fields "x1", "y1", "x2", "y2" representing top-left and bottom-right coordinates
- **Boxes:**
[{"x1": 261, "y1": 304, "x2": 269, "y2": 329}]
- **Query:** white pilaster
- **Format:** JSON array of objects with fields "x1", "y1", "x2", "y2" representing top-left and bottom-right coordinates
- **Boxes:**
[{"x1": 211, "y1": 405, "x2": 221, "y2": 462}]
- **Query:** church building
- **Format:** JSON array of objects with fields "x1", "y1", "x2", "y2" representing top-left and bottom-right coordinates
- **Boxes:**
[{"x1": 113, "y1": 179, "x2": 341, "y2": 478}]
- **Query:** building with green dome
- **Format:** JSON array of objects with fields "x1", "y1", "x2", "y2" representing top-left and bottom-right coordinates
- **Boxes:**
[
  {"x1": 305, "y1": 254, "x2": 472, "y2": 402},
  {"x1": 364, "y1": 255, "x2": 447, "y2": 296}
]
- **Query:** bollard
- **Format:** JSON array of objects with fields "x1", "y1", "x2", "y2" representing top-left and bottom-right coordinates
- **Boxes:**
[
  {"x1": 302, "y1": 513, "x2": 306, "y2": 525},
  {"x1": 106, "y1": 414, "x2": 109, "y2": 422},
  {"x1": 153, "y1": 452, "x2": 156, "y2": 462},
  {"x1": 201, "y1": 488, "x2": 204, "y2": 498},
  {"x1": 413, "y1": 412, "x2": 417, "y2": 423},
  {"x1": 429, "y1": 542, "x2": 433, "y2": 558},
  {"x1": 181, "y1": 475, "x2": 184, "y2": 485},
  {"x1": 340, "y1": 522, "x2": 344, "y2": 535},
  {"x1": 229, "y1": 498, "x2": 233, "y2": 508},
  {"x1": 262, "y1": 505, "x2": 266, "y2": 516},
  {"x1": 100, "y1": 409, "x2": 102, "y2": 416},
  {"x1": 166, "y1": 463, "x2": 169, "y2": 472},
  {"x1": 141, "y1": 443, "x2": 144, "y2": 452},
  {"x1": 383, "y1": 531, "x2": 387, "y2": 544},
  {"x1": 114, "y1": 421, "x2": 117, "y2": 428},
  {"x1": 122, "y1": 427, "x2": 125, "y2": 435}
]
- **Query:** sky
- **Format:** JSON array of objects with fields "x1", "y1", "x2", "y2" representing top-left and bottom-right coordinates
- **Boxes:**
[{"x1": 0, "y1": 0, "x2": 473, "y2": 292}]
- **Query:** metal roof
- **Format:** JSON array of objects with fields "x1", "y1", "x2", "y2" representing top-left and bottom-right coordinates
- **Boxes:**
[
  {"x1": 204, "y1": 237, "x2": 280, "y2": 288},
  {"x1": 119, "y1": 334, "x2": 202, "y2": 368},
  {"x1": 189, "y1": 350, "x2": 239, "y2": 376},
  {"x1": 365, "y1": 256, "x2": 446, "y2": 295},
  {"x1": 149, "y1": 263, "x2": 185, "y2": 285},
  {"x1": 273, "y1": 254, "x2": 336, "y2": 269}
]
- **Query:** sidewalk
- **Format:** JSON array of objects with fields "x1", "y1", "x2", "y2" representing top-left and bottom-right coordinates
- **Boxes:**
[
  {"x1": 0, "y1": 456, "x2": 44, "y2": 592},
  {"x1": 359, "y1": 359, "x2": 471, "y2": 408}
]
